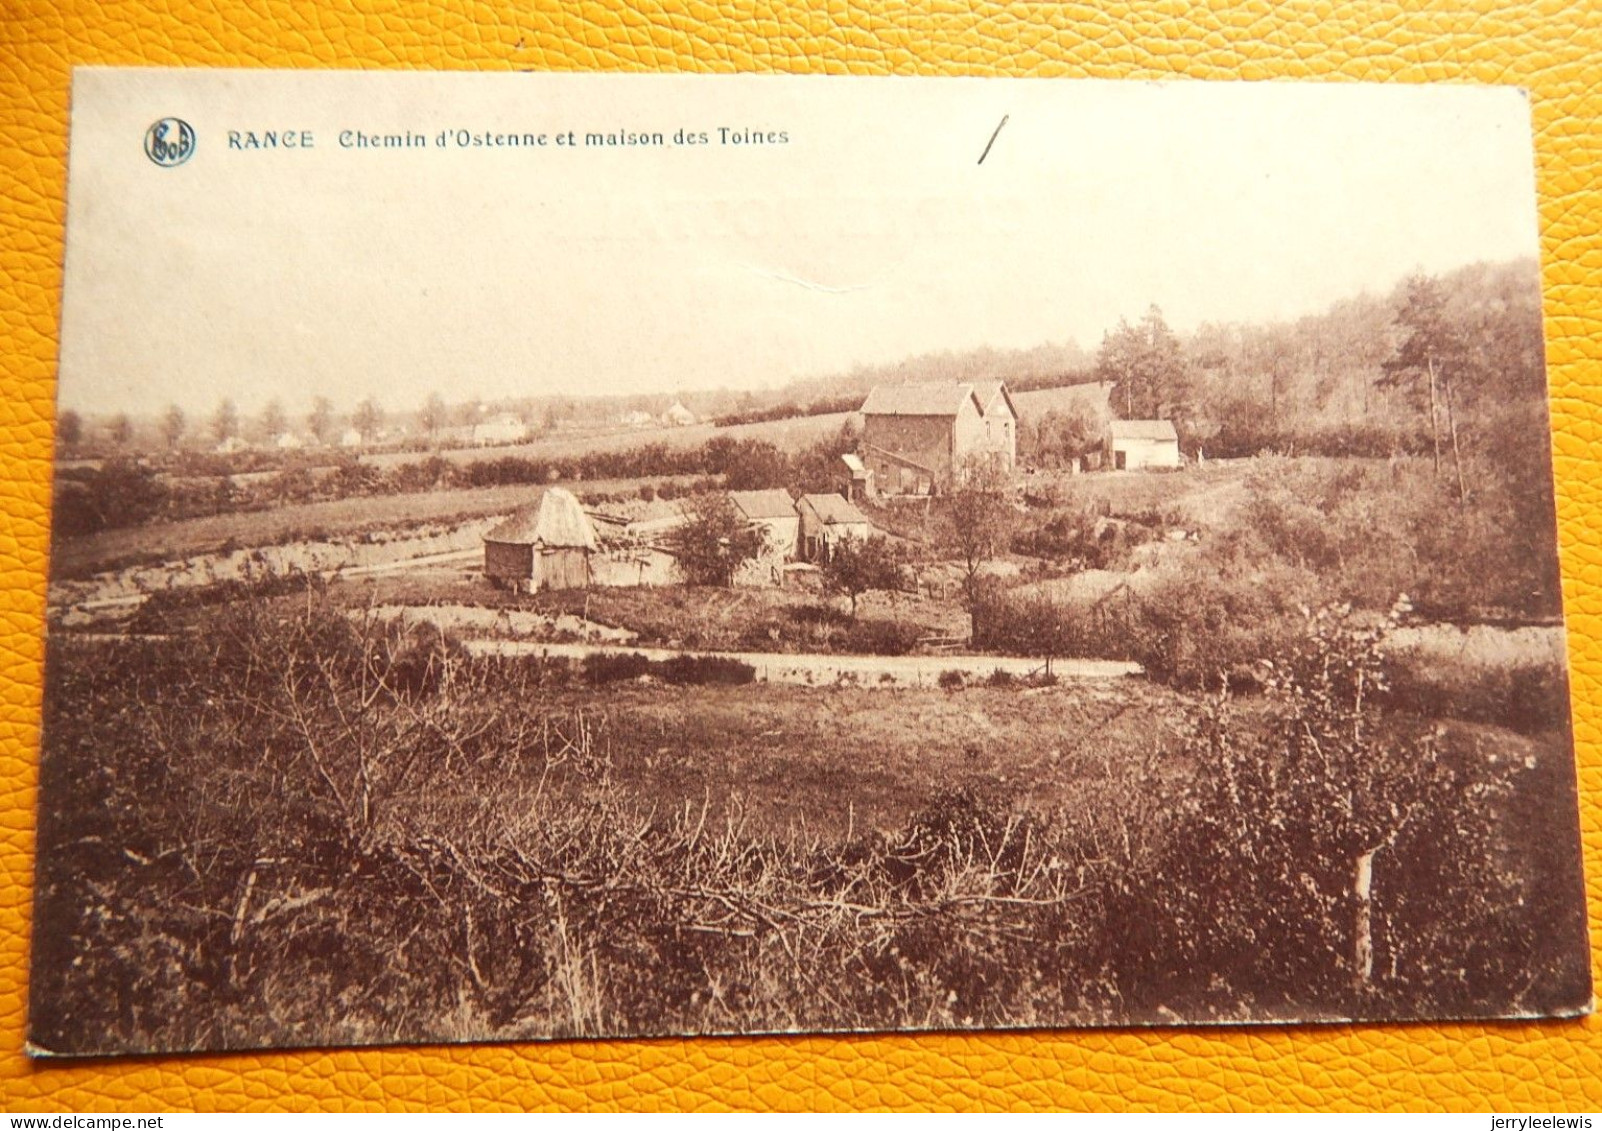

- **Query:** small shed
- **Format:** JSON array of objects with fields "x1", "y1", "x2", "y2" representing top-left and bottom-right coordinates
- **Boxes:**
[
  {"x1": 797, "y1": 493, "x2": 873, "y2": 562},
  {"x1": 483, "y1": 487, "x2": 598, "y2": 592},
  {"x1": 840, "y1": 452, "x2": 871, "y2": 500},
  {"x1": 728, "y1": 489, "x2": 799, "y2": 559},
  {"x1": 1106, "y1": 419, "x2": 1181, "y2": 470}
]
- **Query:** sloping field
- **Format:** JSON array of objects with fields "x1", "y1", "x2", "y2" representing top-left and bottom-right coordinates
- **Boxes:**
[
  {"x1": 358, "y1": 381, "x2": 1115, "y2": 471},
  {"x1": 52, "y1": 475, "x2": 695, "y2": 579},
  {"x1": 361, "y1": 410, "x2": 856, "y2": 470}
]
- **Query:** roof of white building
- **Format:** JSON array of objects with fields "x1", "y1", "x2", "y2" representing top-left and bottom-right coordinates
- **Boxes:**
[{"x1": 1108, "y1": 419, "x2": 1179, "y2": 442}]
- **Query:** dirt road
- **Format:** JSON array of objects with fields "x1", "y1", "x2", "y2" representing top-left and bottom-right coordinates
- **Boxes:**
[{"x1": 461, "y1": 638, "x2": 1142, "y2": 687}]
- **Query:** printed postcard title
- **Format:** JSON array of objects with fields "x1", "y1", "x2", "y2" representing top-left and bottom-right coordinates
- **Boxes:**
[{"x1": 223, "y1": 125, "x2": 789, "y2": 152}]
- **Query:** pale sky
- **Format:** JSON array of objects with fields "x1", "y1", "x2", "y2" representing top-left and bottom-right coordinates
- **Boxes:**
[{"x1": 57, "y1": 70, "x2": 1542, "y2": 417}]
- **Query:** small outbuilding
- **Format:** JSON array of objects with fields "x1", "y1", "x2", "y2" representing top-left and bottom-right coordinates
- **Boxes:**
[
  {"x1": 472, "y1": 414, "x2": 529, "y2": 447},
  {"x1": 728, "y1": 489, "x2": 799, "y2": 588},
  {"x1": 483, "y1": 487, "x2": 598, "y2": 592},
  {"x1": 1106, "y1": 419, "x2": 1181, "y2": 471},
  {"x1": 728, "y1": 489, "x2": 799, "y2": 559},
  {"x1": 797, "y1": 493, "x2": 872, "y2": 562}
]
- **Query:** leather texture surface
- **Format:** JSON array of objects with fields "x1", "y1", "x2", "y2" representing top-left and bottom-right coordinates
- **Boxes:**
[{"x1": 1, "y1": 0, "x2": 1599, "y2": 1112}]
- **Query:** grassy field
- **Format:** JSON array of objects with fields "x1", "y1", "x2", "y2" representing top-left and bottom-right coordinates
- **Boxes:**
[
  {"x1": 533, "y1": 677, "x2": 1206, "y2": 838},
  {"x1": 361, "y1": 411, "x2": 856, "y2": 470}
]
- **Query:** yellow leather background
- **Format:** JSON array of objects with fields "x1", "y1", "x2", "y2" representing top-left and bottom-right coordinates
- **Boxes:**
[{"x1": 2, "y1": 0, "x2": 1599, "y2": 1112}]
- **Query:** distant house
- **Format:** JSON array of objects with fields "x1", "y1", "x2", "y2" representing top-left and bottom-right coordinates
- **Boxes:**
[
  {"x1": 472, "y1": 414, "x2": 528, "y2": 447},
  {"x1": 797, "y1": 493, "x2": 872, "y2": 562},
  {"x1": 339, "y1": 427, "x2": 365, "y2": 449},
  {"x1": 619, "y1": 409, "x2": 655, "y2": 429},
  {"x1": 858, "y1": 381, "x2": 1017, "y2": 497},
  {"x1": 661, "y1": 401, "x2": 697, "y2": 427},
  {"x1": 483, "y1": 487, "x2": 598, "y2": 592},
  {"x1": 275, "y1": 432, "x2": 305, "y2": 451},
  {"x1": 1106, "y1": 419, "x2": 1181, "y2": 470},
  {"x1": 214, "y1": 436, "x2": 249, "y2": 455}
]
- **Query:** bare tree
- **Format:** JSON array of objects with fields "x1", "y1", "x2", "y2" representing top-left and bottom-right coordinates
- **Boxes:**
[
  {"x1": 667, "y1": 495, "x2": 766, "y2": 587},
  {"x1": 820, "y1": 535, "x2": 905, "y2": 617},
  {"x1": 161, "y1": 404, "x2": 186, "y2": 450},
  {"x1": 261, "y1": 399, "x2": 288, "y2": 441},
  {"x1": 938, "y1": 460, "x2": 1019, "y2": 641},
  {"x1": 308, "y1": 396, "x2": 334, "y2": 444},
  {"x1": 57, "y1": 409, "x2": 82, "y2": 449},
  {"x1": 420, "y1": 392, "x2": 448, "y2": 442},
  {"x1": 353, "y1": 398, "x2": 384, "y2": 443},
  {"x1": 211, "y1": 399, "x2": 239, "y2": 444}
]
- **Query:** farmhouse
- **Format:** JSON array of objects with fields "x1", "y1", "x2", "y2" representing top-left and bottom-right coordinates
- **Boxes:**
[
  {"x1": 472, "y1": 414, "x2": 528, "y2": 447},
  {"x1": 482, "y1": 487, "x2": 598, "y2": 592},
  {"x1": 1106, "y1": 419, "x2": 1181, "y2": 470},
  {"x1": 797, "y1": 493, "x2": 872, "y2": 562},
  {"x1": 661, "y1": 401, "x2": 697, "y2": 427},
  {"x1": 858, "y1": 381, "x2": 1017, "y2": 496}
]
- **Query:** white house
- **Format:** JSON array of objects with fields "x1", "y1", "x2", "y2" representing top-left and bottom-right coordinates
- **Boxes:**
[
  {"x1": 472, "y1": 414, "x2": 528, "y2": 447},
  {"x1": 339, "y1": 427, "x2": 365, "y2": 449},
  {"x1": 1106, "y1": 419, "x2": 1181, "y2": 470},
  {"x1": 661, "y1": 401, "x2": 697, "y2": 427}
]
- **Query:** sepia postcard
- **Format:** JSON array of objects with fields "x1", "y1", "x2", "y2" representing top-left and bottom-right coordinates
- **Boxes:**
[{"x1": 30, "y1": 69, "x2": 1591, "y2": 1057}]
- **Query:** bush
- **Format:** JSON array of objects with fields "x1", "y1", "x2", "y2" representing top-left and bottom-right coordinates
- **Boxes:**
[
  {"x1": 937, "y1": 669, "x2": 965, "y2": 691},
  {"x1": 580, "y1": 650, "x2": 756, "y2": 686},
  {"x1": 843, "y1": 619, "x2": 923, "y2": 656},
  {"x1": 582, "y1": 651, "x2": 653, "y2": 683},
  {"x1": 1383, "y1": 649, "x2": 1570, "y2": 734},
  {"x1": 656, "y1": 654, "x2": 756, "y2": 686},
  {"x1": 125, "y1": 569, "x2": 325, "y2": 634},
  {"x1": 788, "y1": 603, "x2": 853, "y2": 629}
]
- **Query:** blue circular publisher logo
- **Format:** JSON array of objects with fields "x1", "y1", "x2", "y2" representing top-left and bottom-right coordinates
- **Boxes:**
[{"x1": 144, "y1": 118, "x2": 196, "y2": 167}]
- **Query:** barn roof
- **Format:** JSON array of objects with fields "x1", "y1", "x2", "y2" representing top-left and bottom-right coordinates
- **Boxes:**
[
  {"x1": 800, "y1": 493, "x2": 870, "y2": 526},
  {"x1": 484, "y1": 488, "x2": 599, "y2": 550},
  {"x1": 860, "y1": 383, "x2": 983, "y2": 417},
  {"x1": 1108, "y1": 419, "x2": 1179, "y2": 442},
  {"x1": 971, "y1": 381, "x2": 1018, "y2": 420},
  {"x1": 728, "y1": 489, "x2": 797, "y2": 521}
]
